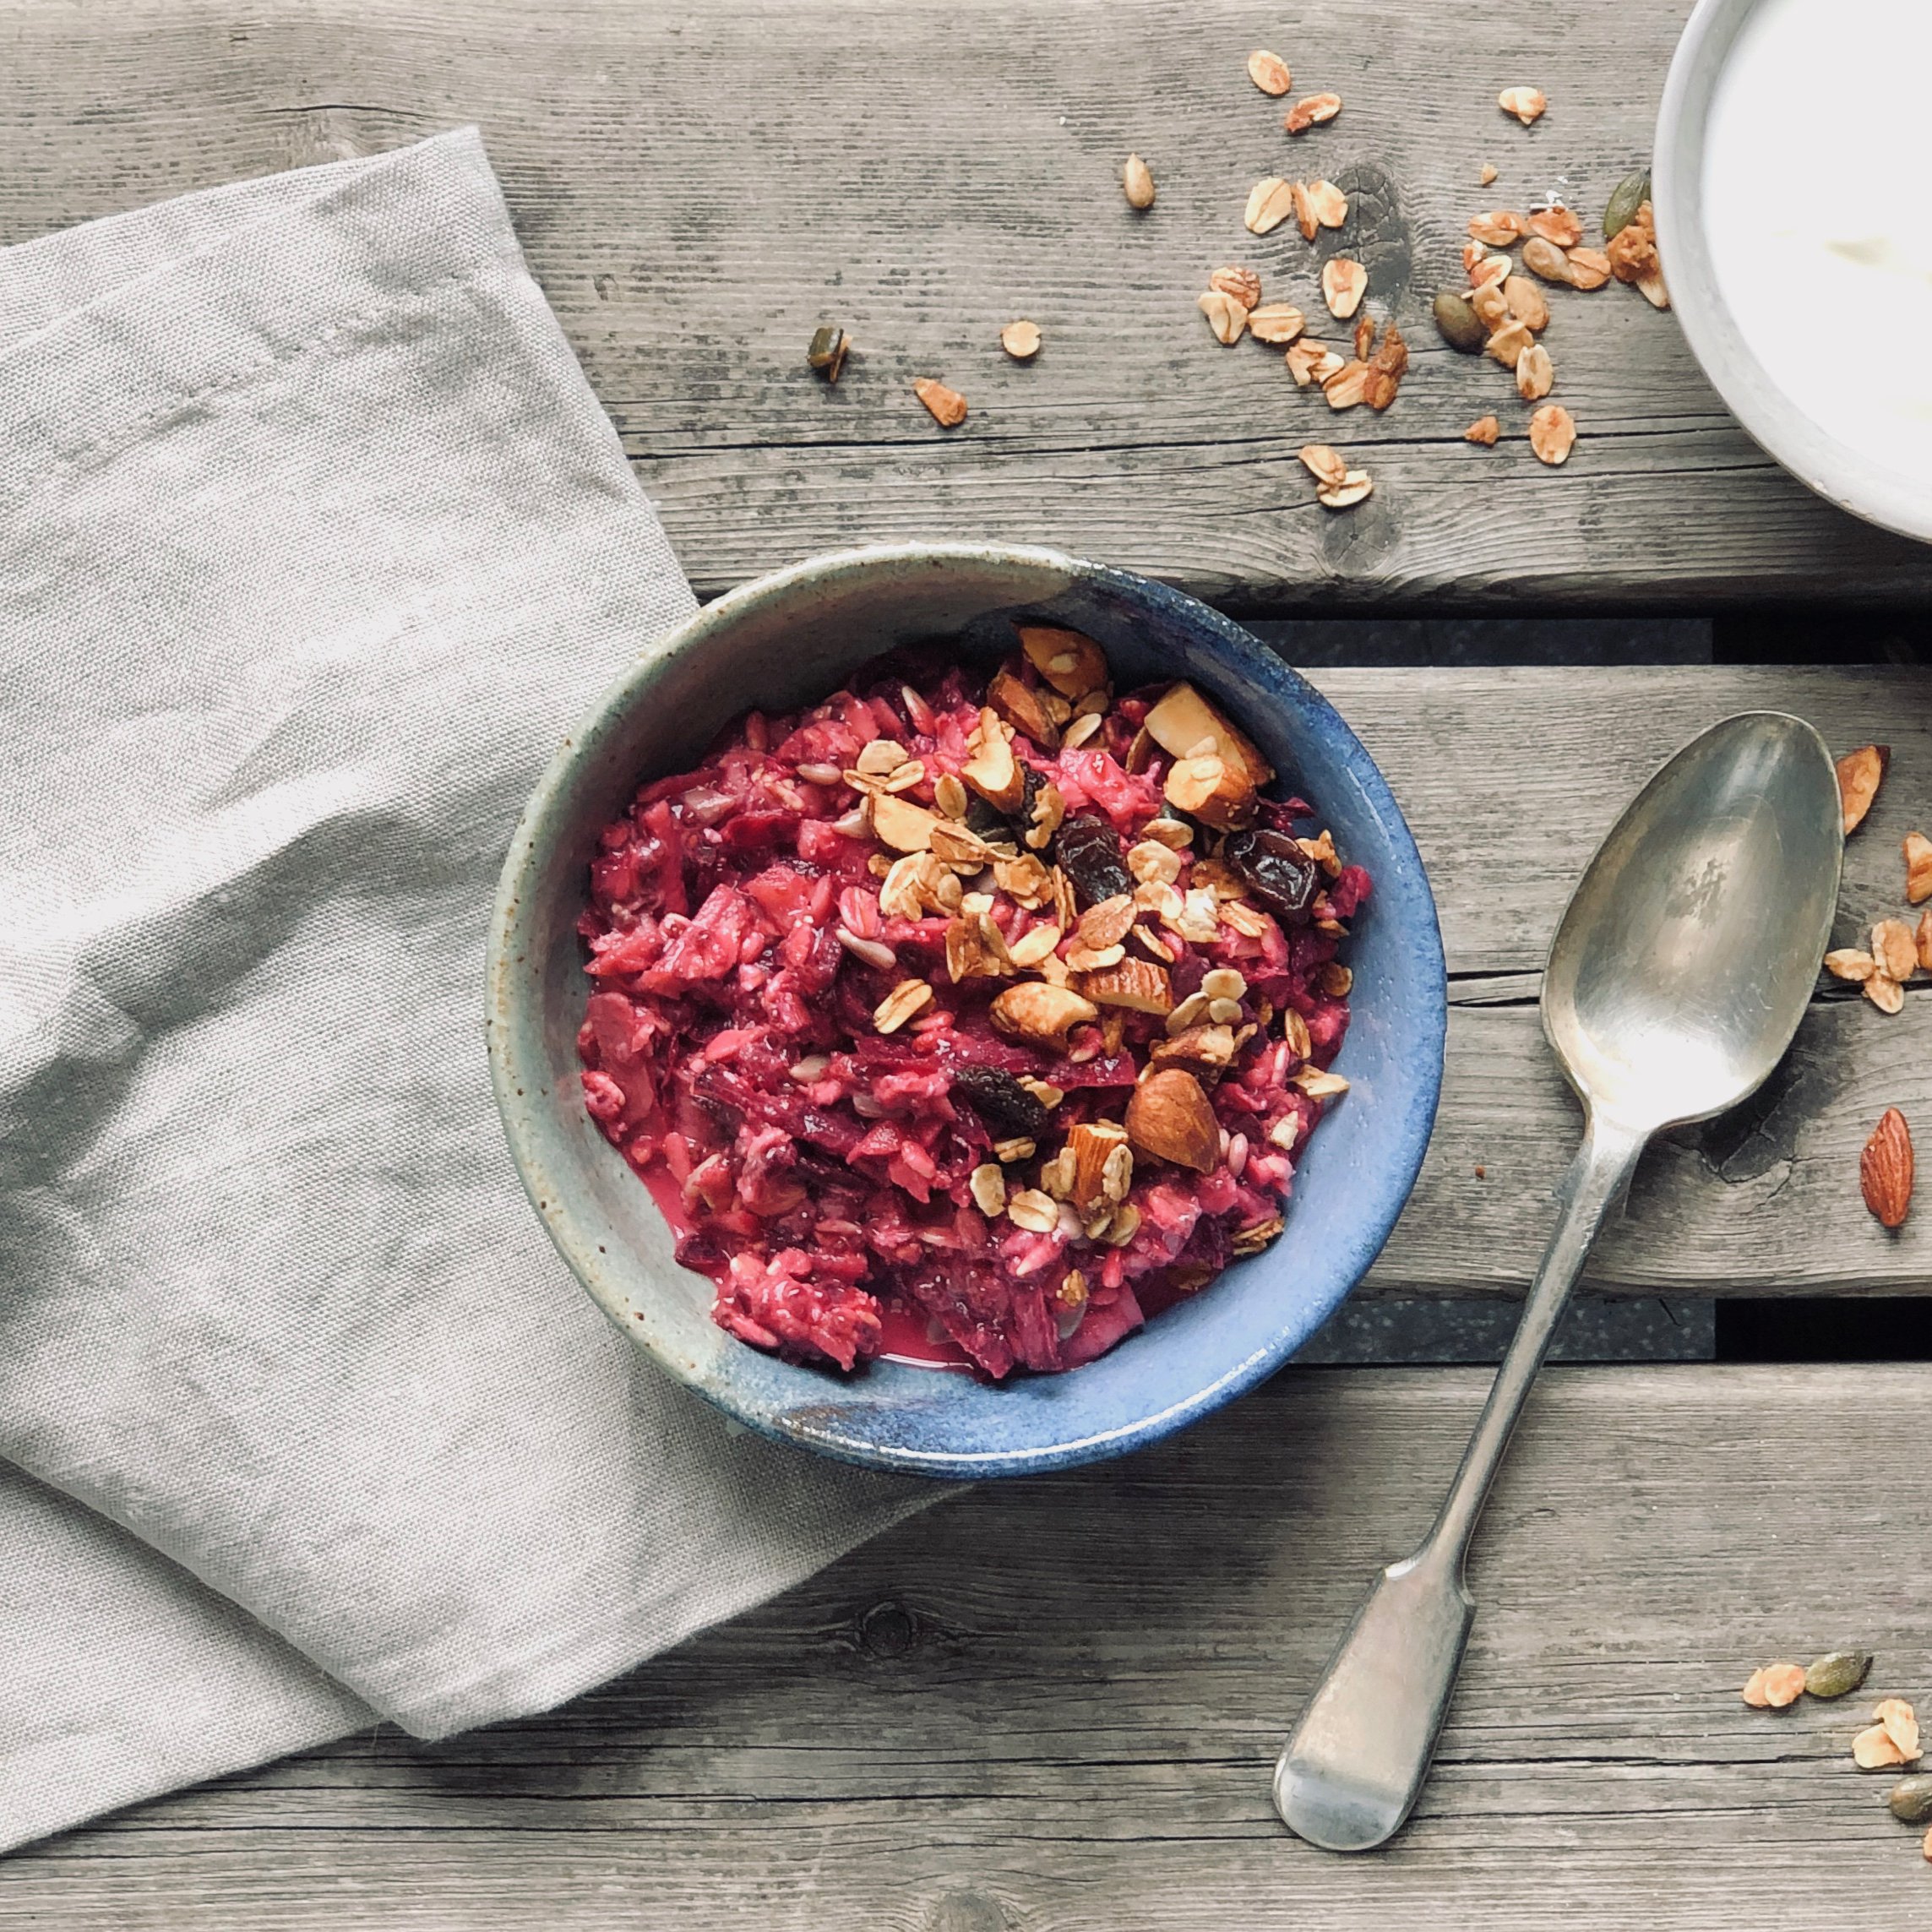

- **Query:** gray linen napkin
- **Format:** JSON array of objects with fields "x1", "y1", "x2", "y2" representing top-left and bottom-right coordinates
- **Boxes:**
[{"x1": 0, "y1": 127, "x2": 934, "y2": 1853}]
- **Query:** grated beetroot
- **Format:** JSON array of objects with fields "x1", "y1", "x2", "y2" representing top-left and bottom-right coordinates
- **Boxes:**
[{"x1": 576, "y1": 634, "x2": 1368, "y2": 1380}]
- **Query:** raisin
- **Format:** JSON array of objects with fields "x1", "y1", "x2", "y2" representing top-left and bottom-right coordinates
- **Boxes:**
[
  {"x1": 1053, "y1": 814, "x2": 1132, "y2": 906},
  {"x1": 950, "y1": 1065, "x2": 1051, "y2": 1140},
  {"x1": 1224, "y1": 828, "x2": 1320, "y2": 922},
  {"x1": 963, "y1": 793, "x2": 1010, "y2": 840}
]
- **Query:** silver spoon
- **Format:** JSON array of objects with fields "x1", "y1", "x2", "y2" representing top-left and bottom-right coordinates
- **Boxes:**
[{"x1": 1273, "y1": 710, "x2": 1843, "y2": 1853}]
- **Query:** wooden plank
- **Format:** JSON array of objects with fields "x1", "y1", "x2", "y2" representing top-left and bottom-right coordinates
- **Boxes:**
[
  {"x1": 1325, "y1": 666, "x2": 1932, "y2": 1294},
  {"x1": 8, "y1": 1363, "x2": 1929, "y2": 1929},
  {"x1": 1, "y1": 1, "x2": 1929, "y2": 608}
]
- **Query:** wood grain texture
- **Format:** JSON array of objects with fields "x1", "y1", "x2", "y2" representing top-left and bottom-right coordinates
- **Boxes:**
[
  {"x1": 2, "y1": 0, "x2": 1930, "y2": 607},
  {"x1": 8, "y1": 1363, "x2": 1930, "y2": 1929},
  {"x1": 1333, "y1": 666, "x2": 1932, "y2": 1294}
]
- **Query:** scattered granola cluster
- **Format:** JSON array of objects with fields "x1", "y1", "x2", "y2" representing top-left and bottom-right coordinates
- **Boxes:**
[
  {"x1": 1438, "y1": 168, "x2": 1667, "y2": 465},
  {"x1": 1825, "y1": 744, "x2": 1932, "y2": 1015},
  {"x1": 578, "y1": 627, "x2": 1366, "y2": 1380},
  {"x1": 1741, "y1": 1656, "x2": 1932, "y2": 1864},
  {"x1": 804, "y1": 65, "x2": 1671, "y2": 504}
]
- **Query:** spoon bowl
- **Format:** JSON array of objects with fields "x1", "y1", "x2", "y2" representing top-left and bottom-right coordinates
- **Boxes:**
[
  {"x1": 1545, "y1": 711, "x2": 1845, "y2": 1132},
  {"x1": 1274, "y1": 710, "x2": 1842, "y2": 1853}
]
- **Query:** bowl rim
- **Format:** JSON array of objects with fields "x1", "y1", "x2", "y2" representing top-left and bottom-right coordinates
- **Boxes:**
[
  {"x1": 1654, "y1": 0, "x2": 1932, "y2": 546},
  {"x1": 486, "y1": 542, "x2": 1445, "y2": 1476}
]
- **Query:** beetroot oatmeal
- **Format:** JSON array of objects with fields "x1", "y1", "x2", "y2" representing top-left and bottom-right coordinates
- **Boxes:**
[{"x1": 575, "y1": 623, "x2": 1369, "y2": 1380}]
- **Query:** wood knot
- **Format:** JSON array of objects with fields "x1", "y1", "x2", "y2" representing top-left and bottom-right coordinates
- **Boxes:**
[
  {"x1": 857, "y1": 1599, "x2": 917, "y2": 1657},
  {"x1": 925, "y1": 1891, "x2": 1010, "y2": 1932}
]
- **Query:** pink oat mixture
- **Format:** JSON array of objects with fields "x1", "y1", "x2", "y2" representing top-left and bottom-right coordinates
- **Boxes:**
[{"x1": 575, "y1": 626, "x2": 1368, "y2": 1380}]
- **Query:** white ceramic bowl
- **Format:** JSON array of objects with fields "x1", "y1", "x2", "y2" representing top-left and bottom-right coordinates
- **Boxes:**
[{"x1": 1656, "y1": 0, "x2": 1932, "y2": 544}]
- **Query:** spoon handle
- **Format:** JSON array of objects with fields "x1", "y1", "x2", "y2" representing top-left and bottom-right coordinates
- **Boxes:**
[{"x1": 1272, "y1": 1110, "x2": 1648, "y2": 1852}]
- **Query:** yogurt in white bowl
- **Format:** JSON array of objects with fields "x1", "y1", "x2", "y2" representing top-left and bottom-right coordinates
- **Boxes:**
[{"x1": 1657, "y1": 0, "x2": 1932, "y2": 541}]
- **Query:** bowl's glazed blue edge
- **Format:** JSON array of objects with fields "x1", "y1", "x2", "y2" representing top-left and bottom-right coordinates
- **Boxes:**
[{"x1": 487, "y1": 543, "x2": 1447, "y2": 1480}]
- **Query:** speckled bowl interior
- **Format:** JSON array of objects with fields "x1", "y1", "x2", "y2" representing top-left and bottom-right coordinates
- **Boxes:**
[{"x1": 487, "y1": 545, "x2": 1445, "y2": 1477}]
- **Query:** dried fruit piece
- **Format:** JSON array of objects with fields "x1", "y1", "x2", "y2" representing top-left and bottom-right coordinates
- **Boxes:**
[
  {"x1": 1516, "y1": 343, "x2": 1554, "y2": 400},
  {"x1": 1321, "y1": 258, "x2": 1369, "y2": 318},
  {"x1": 1906, "y1": 831, "x2": 1932, "y2": 903},
  {"x1": 1465, "y1": 415, "x2": 1501, "y2": 446},
  {"x1": 1125, "y1": 1067, "x2": 1220, "y2": 1172},
  {"x1": 1826, "y1": 948, "x2": 1877, "y2": 982},
  {"x1": 951, "y1": 1064, "x2": 1051, "y2": 1140},
  {"x1": 1248, "y1": 49, "x2": 1292, "y2": 94},
  {"x1": 1608, "y1": 215, "x2": 1661, "y2": 286},
  {"x1": 1018, "y1": 625, "x2": 1107, "y2": 700},
  {"x1": 913, "y1": 378, "x2": 968, "y2": 427},
  {"x1": 1604, "y1": 170, "x2": 1651, "y2": 240},
  {"x1": 1434, "y1": 289, "x2": 1487, "y2": 353},
  {"x1": 1244, "y1": 177, "x2": 1297, "y2": 235},
  {"x1": 1856, "y1": 1724, "x2": 1910, "y2": 1770},
  {"x1": 1198, "y1": 288, "x2": 1249, "y2": 345},
  {"x1": 1499, "y1": 85, "x2": 1548, "y2": 124},
  {"x1": 1323, "y1": 359, "x2": 1369, "y2": 410},
  {"x1": 1522, "y1": 236, "x2": 1573, "y2": 284},
  {"x1": 1352, "y1": 313, "x2": 1372, "y2": 361},
  {"x1": 1284, "y1": 92, "x2": 1342, "y2": 133},
  {"x1": 1298, "y1": 444, "x2": 1349, "y2": 487},
  {"x1": 1317, "y1": 469, "x2": 1373, "y2": 509},
  {"x1": 1529, "y1": 404, "x2": 1576, "y2": 465},
  {"x1": 1248, "y1": 302, "x2": 1306, "y2": 344},
  {"x1": 1890, "y1": 1772, "x2": 1932, "y2": 1822},
  {"x1": 1306, "y1": 179, "x2": 1348, "y2": 227},
  {"x1": 1805, "y1": 1650, "x2": 1874, "y2": 1700},
  {"x1": 1836, "y1": 744, "x2": 1889, "y2": 835},
  {"x1": 1000, "y1": 319, "x2": 1042, "y2": 361},
  {"x1": 1469, "y1": 209, "x2": 1529, "y2": 246},
  {"x1": 1862, "y1": 1107, "x2": 1914, "y2": 1228},
  {"x1": 1124, "y1": 154, "x2": 1156, "y2": 210},
  {"x1": 1504, "y1": 275, "x2": 1550, "y2": 330},
  {"x1": 1224, "y1": 827, "x2": 1320, "y2": 920}
]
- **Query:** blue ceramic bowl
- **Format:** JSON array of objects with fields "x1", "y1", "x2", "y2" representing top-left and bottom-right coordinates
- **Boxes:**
[{"x1": 487, "y1": 545, "x2": 1444, "y2": 1478}]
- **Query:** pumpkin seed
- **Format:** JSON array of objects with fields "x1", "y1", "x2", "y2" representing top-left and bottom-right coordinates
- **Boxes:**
[
  {"x1": 1805, "y1": 1649, "x2": 1874, "y2": 1700},
  {"x1": 1603, "y1": 170, "x2": 1652, "y2": 241},
  {"x1": 1433, "y1": 289, "x2": 1487, "y2": 354},
  {"x1": 1889, "y1": 1772, "x2": 1932, "y2": 1822}
]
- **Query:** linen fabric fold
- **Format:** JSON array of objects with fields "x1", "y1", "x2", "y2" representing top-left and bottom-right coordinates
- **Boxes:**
[{"x1": 0, "y1": 128, "x2": 934, "y2": 1855}]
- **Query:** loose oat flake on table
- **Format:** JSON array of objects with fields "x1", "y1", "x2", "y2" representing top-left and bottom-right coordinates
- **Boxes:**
[{"x1": 575, "y1": 633, "x2": 1369, "y2": 1380}]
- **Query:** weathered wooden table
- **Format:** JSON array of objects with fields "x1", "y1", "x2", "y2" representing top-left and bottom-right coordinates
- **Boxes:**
[{"x1": 8, "y1": 3, "x2": 1932, "y2": 1927}]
